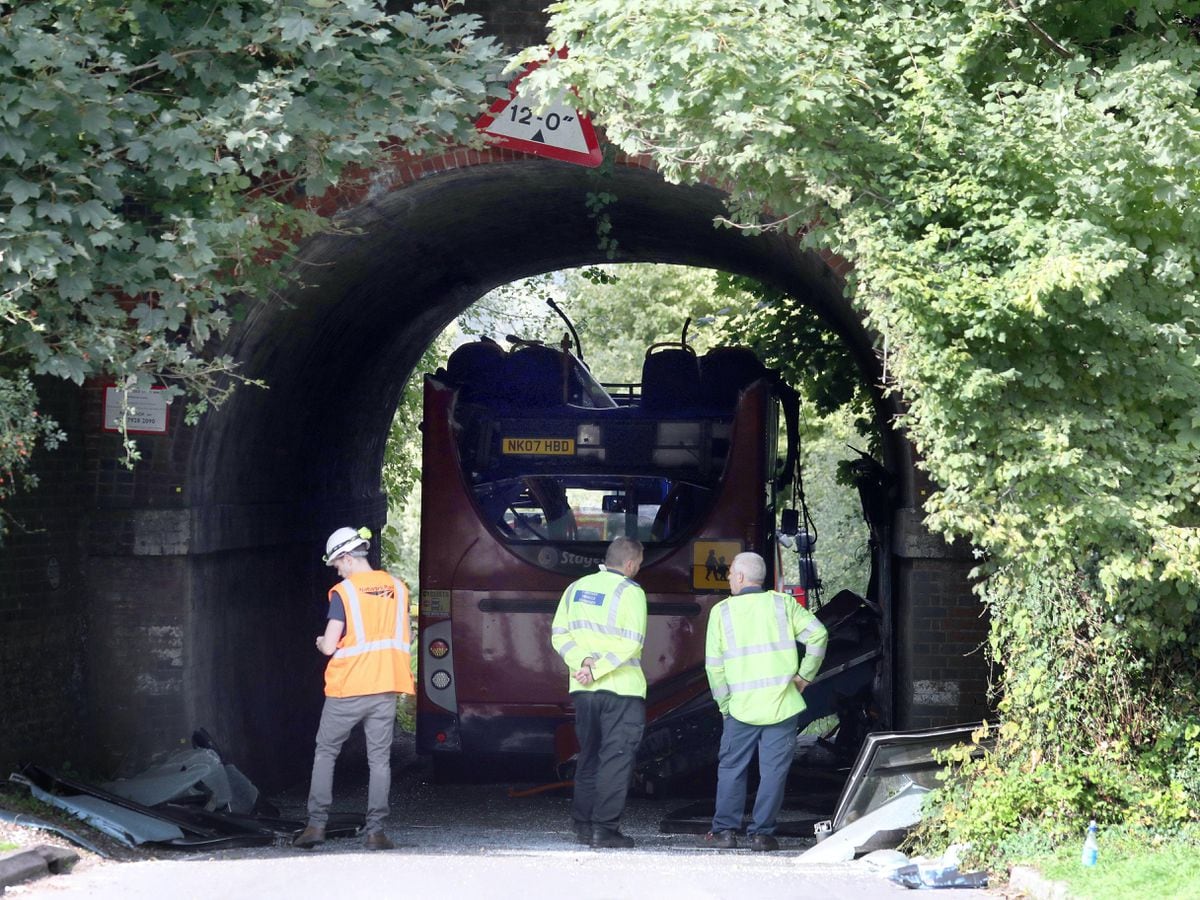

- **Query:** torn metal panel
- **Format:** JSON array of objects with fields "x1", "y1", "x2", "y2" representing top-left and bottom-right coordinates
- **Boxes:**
[
  {"x1": 14, "y1": 765, "x2": 275, "y2": 850},
  {"x1": 17, "y1": 765, "x2": 212, "y2": 836},
  {"x1": 189, "y1": 728, "x2": 260, "y2": 814},
  {"x1": 794, "y1": 589, "x2": 884, "y2": 753},
  {"x1": 890, "y1": 863, "x2": 989, "y2": 889},
  {"x1": 0, "y1": 807, "x2": 111, "y2": 858},
  {"x1": 158, "y1": 805, "x2": 364, "y2": 841},
  {"x1": 15, "y1": 777, "x2": 184, "y2": 847},
  {"x1": 222, "y1": 764, "x2": 259, "y2": 814},
  {"x1": 101, "y1": 748, "x2": 232, "y2": 809},
  {"x1": 15, "y1": 730, "x2": 363, "y2": 853},
  {"x1": 796, "y1": 783, "x2": 930, "y2": 864},
  {"x1": 831, "y1": 722, "x2": 991, "y2": 831}
]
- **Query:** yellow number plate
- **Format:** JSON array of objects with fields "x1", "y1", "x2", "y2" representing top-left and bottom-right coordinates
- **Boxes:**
[{"x1": 502, "y1": 437, "x2": 576, "y2": 456}]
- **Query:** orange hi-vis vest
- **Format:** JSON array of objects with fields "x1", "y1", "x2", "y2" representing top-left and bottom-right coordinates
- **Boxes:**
[{"x1": 324, "y1": 570, "x2": 414, "y2": 698}]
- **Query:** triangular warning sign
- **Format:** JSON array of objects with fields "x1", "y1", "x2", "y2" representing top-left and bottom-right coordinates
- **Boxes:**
[{"x1": 475, "y1": 48, "x2": 602, "y2": 168}]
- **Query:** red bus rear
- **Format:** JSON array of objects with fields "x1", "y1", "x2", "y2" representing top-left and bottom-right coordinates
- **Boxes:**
[{"x1": 416, "y1": 340, "x2": 797, "y2": 776}]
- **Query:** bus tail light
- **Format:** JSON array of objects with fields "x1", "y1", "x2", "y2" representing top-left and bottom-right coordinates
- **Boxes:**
[{"x1": 422, "y1": 620, "x2": 457, "y2": 712}]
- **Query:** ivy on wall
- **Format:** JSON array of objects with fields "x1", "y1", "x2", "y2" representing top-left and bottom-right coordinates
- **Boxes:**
[{"x1": 526, "y1": 0, "x2": 1200, "y2": 849}]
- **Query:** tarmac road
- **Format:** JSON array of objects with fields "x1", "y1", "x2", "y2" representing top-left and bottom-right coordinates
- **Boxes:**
[
  {"x1": 9, "y1": 850, "x2": 993, "y2": 900},
  {"x1": 6, "y1": 734, "x2": 999, "y2": 900}
]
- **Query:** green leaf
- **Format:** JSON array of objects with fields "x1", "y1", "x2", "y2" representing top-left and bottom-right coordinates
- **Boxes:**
[
  {"x1": 278, "y1": 14, "x2": 317, "y2": 44},
  {"x1": 3, "y1": 178, "x2": 40, "y2": 204}
]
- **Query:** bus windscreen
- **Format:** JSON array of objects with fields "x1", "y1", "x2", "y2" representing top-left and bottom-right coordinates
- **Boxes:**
[{"x1": 475, "y1": 475, "x2": 714, "y2": 545}]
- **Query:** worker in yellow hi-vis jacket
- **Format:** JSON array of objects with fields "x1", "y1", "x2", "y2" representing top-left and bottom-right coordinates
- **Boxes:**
[
  {"x1": 698, "y1": 551, "x2": 828, "y2": 853},
  {"x1": 551, "y1": 536, "x2": 647, "y2": 849}
]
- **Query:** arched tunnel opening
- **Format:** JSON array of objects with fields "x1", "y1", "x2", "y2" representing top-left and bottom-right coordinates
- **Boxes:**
[{"x1": 101, "y1": 158, "x2": 971, "y2": 793}]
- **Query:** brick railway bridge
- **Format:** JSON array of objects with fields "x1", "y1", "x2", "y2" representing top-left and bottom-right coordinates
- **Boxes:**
[{"x1": 0, "y1": 3, "x2": 988, "y2": 786}]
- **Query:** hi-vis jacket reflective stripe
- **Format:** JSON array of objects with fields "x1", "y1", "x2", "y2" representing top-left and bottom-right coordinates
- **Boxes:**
[
  {"x1": 324, "y1": 570, "x2": 415, "y2": 699},
  {"x1": 705, "y1": 589, "x2": 828, "y2": 726},
  {"x1": 551, "y1": 566, "x2": 647, "y2": 698}
]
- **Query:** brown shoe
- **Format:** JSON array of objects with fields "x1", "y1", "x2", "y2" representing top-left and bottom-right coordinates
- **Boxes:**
[
  {"x1": 293, "y1": 825, "x2": 326, "y2": 849},
  {"x1": 364, "y1": 831, "x2": 395, "y2": 851}
]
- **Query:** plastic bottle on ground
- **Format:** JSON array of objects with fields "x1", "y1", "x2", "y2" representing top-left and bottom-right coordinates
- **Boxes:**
[{"x1": 1081, "y1": 819, "x2": 1099, "y2": 867}]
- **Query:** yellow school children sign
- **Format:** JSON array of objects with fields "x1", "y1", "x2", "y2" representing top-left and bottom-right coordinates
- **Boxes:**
[{"x1": 693, "y1": 541, "x2": 741, "y2": 590}]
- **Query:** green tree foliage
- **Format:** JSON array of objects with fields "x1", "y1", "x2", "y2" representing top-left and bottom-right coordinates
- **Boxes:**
[
  {"x1": 531, "y1": 0, "x2": 1200, "y2": 846},
  {"x1": 456, "y1": 263, "x2": 736, "y2": 381},
  {"x1": 381, "y1": 327, "x2": 457, "y2": 589},
  {"x1": 716, "y1": 274, "x2": 870, "y2": 421},
  {"x1": 558, "y1": 264, "x2": 729, "y2": 382},
  {"x1": 710, "y1": 273, "x2": 875, "y2": 599},
  {"x1": 0, "y1": 0, "x2": 501, "y2": 506},
  {"x1": 782, "y1": 407, "x2": 872, "y2": 598}
]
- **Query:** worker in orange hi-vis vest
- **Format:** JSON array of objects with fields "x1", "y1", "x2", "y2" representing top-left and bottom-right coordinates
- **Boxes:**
[{"x1": 294, "y1": 526, "x2": 413, "y2": 852}]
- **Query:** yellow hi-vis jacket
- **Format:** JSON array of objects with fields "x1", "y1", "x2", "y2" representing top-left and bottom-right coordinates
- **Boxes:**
[
  {"x1": 324, "y1": 570, "x2": 414, "y2": 698},
  {"x1": 705, "y1": 589, "x2": 828, "y2": 725},
  {"x1": 551, "y1": 566, "x2": 647, "y2": 698}
]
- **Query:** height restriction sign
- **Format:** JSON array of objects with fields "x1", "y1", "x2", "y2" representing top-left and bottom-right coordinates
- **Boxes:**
[{"x1": 475, "y1": 48, "x2": 602, "y2": 168}]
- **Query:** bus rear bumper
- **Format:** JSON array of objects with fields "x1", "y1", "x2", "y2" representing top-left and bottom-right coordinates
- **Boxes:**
[{"x1": 417, "y1": 708, "x2": 564, "y2": 758}]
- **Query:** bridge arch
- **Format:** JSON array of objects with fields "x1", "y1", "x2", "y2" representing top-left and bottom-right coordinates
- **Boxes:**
[
  {"x1": 171, "y1": 153, "x2": 971, "y2": 783},
  {"x1": 0, "y1": 148, "x2": 986, "y2": 786}
]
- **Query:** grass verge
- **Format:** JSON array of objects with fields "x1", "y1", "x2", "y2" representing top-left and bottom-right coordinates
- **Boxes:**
[{"x1": 1022, "y1": 825, "x2": 1200, "y2": 899}]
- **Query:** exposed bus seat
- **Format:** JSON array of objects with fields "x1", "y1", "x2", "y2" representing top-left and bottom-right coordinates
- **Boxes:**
[
  {"x1": 444, "y1": 337, "x2": 617, "y2": 409},
  {"x1": 698, "y1": 346, "x2": 768, "y2": 410},
  {"x1": 503, "y1": 345, "x2": 618, "y2": 409},
  {"x1": 641, "y1": 344, "x2": 700, "y2": 411},
  {"x1": 446, "y1": 338, "x2": 505, "y2": 382},
  {"x1": 444, "y1": 339, "x2": 507, "y2": 403},
  {"x1": 503, "y1": 344, "x2": 566, "y2": 406}
]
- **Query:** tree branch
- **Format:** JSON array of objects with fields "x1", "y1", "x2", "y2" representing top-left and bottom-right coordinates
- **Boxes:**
[{"x1": 1004, "y1": 0, "x2": 1073, "y2": 59}]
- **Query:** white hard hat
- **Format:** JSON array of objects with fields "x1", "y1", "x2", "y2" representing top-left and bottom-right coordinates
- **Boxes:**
[{"x1": 323, "y1": 526, "x2": 371, "y2": 565}]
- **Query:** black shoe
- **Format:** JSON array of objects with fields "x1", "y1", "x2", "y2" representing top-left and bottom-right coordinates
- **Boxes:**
[
  {"x1": 697, "y1": 830, "x2": 738, "y2": 849},
  {"x1": 750, "y1": 833, "x2": 779, "y2": 852},
  {"x1": 573, "y1": 821, "x2": 591, "y2": 845},
  {"x1": 591, "y1": 828, "x2": 635, "y2": 848},
  {"x1": 293, "y1": 825, "x2": 326, "y2": 849}
]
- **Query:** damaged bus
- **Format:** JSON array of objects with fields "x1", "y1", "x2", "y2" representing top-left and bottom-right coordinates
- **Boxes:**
[{"x1": 416, "y1": 319, "x2": 883, "y2": 787}]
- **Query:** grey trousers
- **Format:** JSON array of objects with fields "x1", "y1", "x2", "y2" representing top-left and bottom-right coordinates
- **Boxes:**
[
  {"x1": 306, "y1": 692, "x2": 397, "y2": 833},
  {"x1": 571, "y1": 690, "x2": 645, "y2": 834},
  {"x1": 711, "y1": 713, "x2": 799, "y2": 836}
]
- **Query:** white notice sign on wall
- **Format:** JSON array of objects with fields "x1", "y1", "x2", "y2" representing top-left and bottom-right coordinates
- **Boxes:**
[{"x1": 103, "y1": 387, "x2": 169, "y2": 434}]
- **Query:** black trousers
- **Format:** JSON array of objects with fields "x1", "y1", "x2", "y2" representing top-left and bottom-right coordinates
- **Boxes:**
[{"x1": 571, "y1": 690, "x2": 645, "y2": 833}]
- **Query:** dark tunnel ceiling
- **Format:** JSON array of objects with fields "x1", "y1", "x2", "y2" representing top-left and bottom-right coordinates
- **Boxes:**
[{"x1": 198, "y1": 161, "x2": 880, "y2": 507}]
